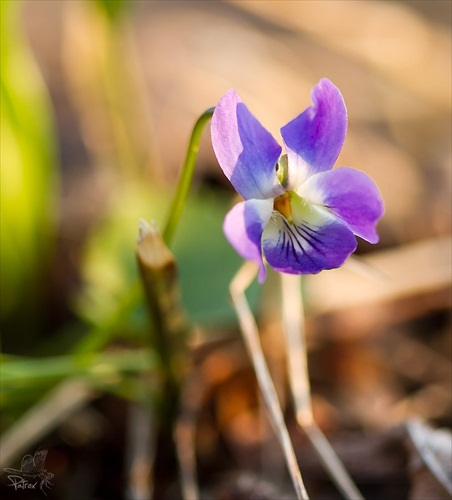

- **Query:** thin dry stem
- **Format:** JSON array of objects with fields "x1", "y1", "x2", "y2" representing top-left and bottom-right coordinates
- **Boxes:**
[
  {"x1": 304, "y1": 422, "x2": 365, "y2": 500},
  {"x1": 125, "y1": 402, "x2": 155, "y2": 500},
  {"x1": 280, "y1": 273, "x2": 364, "y2": 500},
  {"x1": 136, "y1": 220, "x2": 194, "y2": 498},
  {"x1": 280, "y1": 273, "x2": 313, "y2": 427},
  {"x1": 136, "y1": 220, "x2": 187, "y2": 395},
  {"x1": 174, "y1": 373, "x2": 205, "y2": 500},
  {"x1": 230, "y1": 262, "x2": 309, "y2": 500}
]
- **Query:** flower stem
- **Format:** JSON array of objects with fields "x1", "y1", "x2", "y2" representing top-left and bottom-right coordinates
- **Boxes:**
[
  {"x1": 280, "y1": 273, "x2": 364, "y2": 500},
  {"x1": 280, "y1": 273, "x2": 312, "y2": 427},
  {"x1": 230, "y1": 262, "x2": 309, "y2": 500},
  {"x1": 163, "y1": 107, "x2": 214, "y2": 245}
]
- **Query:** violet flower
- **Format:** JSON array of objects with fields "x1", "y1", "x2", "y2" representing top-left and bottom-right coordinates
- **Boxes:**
[{"x1": 211, "y1": 79, "x2": 383, "y2": 283}]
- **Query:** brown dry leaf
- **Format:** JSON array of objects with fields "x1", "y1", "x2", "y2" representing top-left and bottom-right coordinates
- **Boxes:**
[
  {"x1": 229, "y1": 0, "x2": 451, "y2": 111},
  {"x1": 305, "y1": 236, "x2": 451, "y2": 331}
]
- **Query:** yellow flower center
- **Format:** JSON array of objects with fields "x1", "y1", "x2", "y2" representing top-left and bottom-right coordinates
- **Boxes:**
[{"x1": 274, "y1": 192, "x2": 293, "y2": 223}]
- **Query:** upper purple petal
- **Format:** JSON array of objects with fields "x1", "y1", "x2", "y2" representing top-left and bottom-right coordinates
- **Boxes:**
[
  {"x1": 280, "y1": 78, "x2": 347, "y2": 187},
  {"x1": 211, "y1": 89, "x2": 284, "y2": 200},
  {"x1": 262, "y1": 202, "x2": 357, "y2": 275},
  {"x1": 298, "y1": 167, "x2": 384, "y2": 243},
  {"x1": 223, "y1": 199, "x2": 273, "y2": 283}
]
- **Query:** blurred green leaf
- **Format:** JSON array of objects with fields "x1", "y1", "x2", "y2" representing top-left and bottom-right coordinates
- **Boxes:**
[
  {"x1": 92, "y1": 0, "x2": 129, "y2": 22},
  {"x1": 173, "y1": 191, "x2": 261, "y2": 325},
  {"x1": 74, "y1": 183, "x2": 166, "y2": 325},
  {"x1": 0, "y1": 0, "x2": 58, "y2": 322},
  {"x1": 74, "y1": 184, "x2": 260, "y2": 354},
  {"x1": 0, "y1": 349, "x2": 157, "y2": 409}
]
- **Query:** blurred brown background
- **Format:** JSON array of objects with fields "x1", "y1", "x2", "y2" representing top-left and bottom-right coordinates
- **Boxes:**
[
  {"x1": 2, "y1": 1, "x2": 451, "y2": 499},
  {"x1": 23, "y1": 0, "x2": 451, "y2": 245}
]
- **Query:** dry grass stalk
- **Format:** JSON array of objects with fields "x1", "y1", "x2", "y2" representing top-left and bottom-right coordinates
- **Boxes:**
[
  {"x1": 281, "y1": 273, "x2": 364, "y2": 500},
  {"x1": 230, "y1": 262, "x2": 309, "y2": 500}
]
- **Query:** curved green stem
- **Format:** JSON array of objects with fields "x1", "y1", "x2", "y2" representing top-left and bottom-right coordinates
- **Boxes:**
[{"x1": 163, "y1": 107, "x2": 215, "y2": 245}]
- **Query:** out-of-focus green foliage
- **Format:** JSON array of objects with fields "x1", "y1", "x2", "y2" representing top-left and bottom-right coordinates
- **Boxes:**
[
  {"x1": 0, "y1": 0, "x2": 58, "y2": 321},
  {"x1": 92, "y1": 0, "x2": 129, "y2": 22},
  {"x1": 173, "y1": 191, "x2": 261, "y2": 325},
  {"x1": 1, "y1": 349, "x2": 156, "y2": 397},
  {"x1": 0, "y1": 349, "x2": 157, "y2": 431},
  {"x1": 73, "y1": 183, "x2": 165, "y2": 353},
  {"x1": 73, "y1": 183, "x2": 253, "y2": 355},
  {"x1": 0, "y1": 0, "x2": 258, "y2": 437}
]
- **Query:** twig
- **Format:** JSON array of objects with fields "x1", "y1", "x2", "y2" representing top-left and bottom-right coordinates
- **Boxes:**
[
  {"x1": 174, "y1": 372, "x2": 205, "y2": 500},
  {"x1": 135, "y1": 219, "x2": 187, "y2": 408},
  {"x1": 280, "y1": 273, "x2": 312, "y2": 427},
  {"x1": 230, "y1": 262, "x2": 309, "y2": 500},
  {"x1": 125, "y1": 401, "x2": 155, "y2": 500},
  {"x1": 303, "y1": 422, "x2": 364, "y2": 500},
  {"x1": 136, "y1": 220, "x2": 194, "y2": 498},
  {"x1": 280, "y1": 273, "x2": 364, "y2": 500}
]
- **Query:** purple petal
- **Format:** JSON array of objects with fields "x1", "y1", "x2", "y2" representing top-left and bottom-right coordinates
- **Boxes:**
[
  {"x1": 262, "y1": 202, "x2": 357, "y2": 275},
  {"x1": 298, "y1": 167, "x2": 384, "y2": 243},
  {"x1": 280, "y1": 79, "x2": 347, "y2": 187},
  {"x1": 212, "y1": 89, "x2": 284, "y2": 200},
  {"x1": 223, "y1": 199, "x2": 273, "y2": 282}
]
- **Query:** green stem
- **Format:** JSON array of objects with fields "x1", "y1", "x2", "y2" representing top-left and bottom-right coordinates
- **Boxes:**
[{"x1": 163, "y1": 107, "x2": 214, "y2": 245}]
